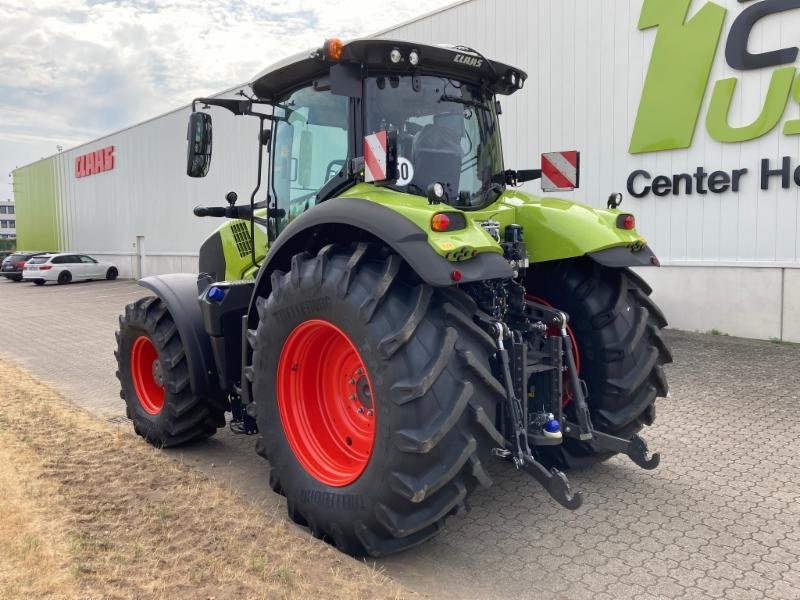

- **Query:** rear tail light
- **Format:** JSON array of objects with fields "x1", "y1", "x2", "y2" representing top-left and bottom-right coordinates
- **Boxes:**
[
  {"x1": 431, "y1": 213, "x2": 450, "y2": 232},
  {"x1": 39, "y1": 265, "x2": 52, "y2": 270},
  {"x1": 15, "y1": 261, "x2": 25, "y2": 268},
  {"x1": 616, "y1": 214, "x2": 636, "y2": 230},
  {"x1": 431, "y1": 212, "x2": 467, "y2": 232}
]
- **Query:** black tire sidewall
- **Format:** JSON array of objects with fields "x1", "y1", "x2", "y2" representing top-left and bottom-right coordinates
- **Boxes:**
[
  {"x1": 118, "y1": 319, "x2": 178, "y2": 436},
  {"x1": 528, "y1": 259, "x2": 669, "y2": 467},
  {"x1": 107, "y1": 267, "x2": 118, "y2": 280},
  {"x1": 58, "y1": 271, "x2": 72, "y2": 284},
  {"x1": 253, "y1": 249, "x2": 504, "y2": 554},
  {"x1": 254, "y1": 270, "x2": 401, "y2": 526}
]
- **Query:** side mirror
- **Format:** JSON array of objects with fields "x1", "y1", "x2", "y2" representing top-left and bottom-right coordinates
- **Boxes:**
[
  {"x1": 541, "y1": 151, "x2": 580, "y2": 192},
  {"x1": 186, "y1": 112, "x2": 212, "y2": 178},
  {"x1": 363, "y1": 130, "x2": 398, "y2": 183}
]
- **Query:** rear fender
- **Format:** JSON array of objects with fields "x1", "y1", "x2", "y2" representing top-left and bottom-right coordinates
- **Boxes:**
[
  {"x1": 502, "y1": 191, "x2": 658, "y2": 267},
  {"x1": 247, "y1": 197, "x2": 513, "y2": 323}
]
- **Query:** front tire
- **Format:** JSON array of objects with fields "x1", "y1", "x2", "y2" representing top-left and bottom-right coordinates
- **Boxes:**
[
  {"x1": 116, "y1": 296, "x2": 225, "y2": 447},
  {"x1": 249, "y1": 245, "x2": 505, "y2": 556},
  {"x1": 528, "y1": 258, "x2": 672, "y2": 469},
  {"x1": 106, "y1": 267, "x2": 118, "y2": 280}
]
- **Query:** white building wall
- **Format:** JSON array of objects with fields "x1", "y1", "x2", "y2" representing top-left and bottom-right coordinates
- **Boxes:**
[
  {"x1": 13, "y1": 1, "x2": 800, "y2": 341},
  {"x1": 0, "y1": 200, "x2": 15, "y2": 239},
  {"x1": 45, "y1": 88, "x2": 265, "y2": 279},
  {"x1": 379, "y1": 0, "x2": 800, "y2": 341}
]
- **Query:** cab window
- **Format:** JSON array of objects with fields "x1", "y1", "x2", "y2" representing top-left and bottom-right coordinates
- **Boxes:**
[{"x1": 270, "y1": 85, "x2": 349, "y2": 235}]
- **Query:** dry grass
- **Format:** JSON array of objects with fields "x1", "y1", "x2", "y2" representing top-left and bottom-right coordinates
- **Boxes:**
[{"x1": 0, "y1": 360, "x2": 408, "y2": 600}]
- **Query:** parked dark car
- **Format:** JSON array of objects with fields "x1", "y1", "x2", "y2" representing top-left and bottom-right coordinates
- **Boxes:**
[{"x1": 1, "y1": 252, "x2": 51, "y2": 282}]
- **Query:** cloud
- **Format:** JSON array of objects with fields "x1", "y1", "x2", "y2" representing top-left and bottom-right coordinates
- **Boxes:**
[{"x1": 0, "y1": 0, "x2": 457, "y2": 185}]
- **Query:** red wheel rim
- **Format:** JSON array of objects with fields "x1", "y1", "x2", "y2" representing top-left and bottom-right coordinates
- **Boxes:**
[
  {"x1": 130, "y1": 336, "x2": 165, "y2": 415},
  {"x1": 277, "y1": 319, "x2": 376, "y2": 487},
  {"x1": 526, "y1": 295, "x2": 581, "y2": 406}
]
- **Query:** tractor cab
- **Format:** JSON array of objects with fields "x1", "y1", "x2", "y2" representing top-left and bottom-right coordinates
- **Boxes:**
[
  {"x1": 188, "y1": 39, "x2": 538, "y2": 244},
  {"x1": 254, "y1": 39, "x2": 527, "y2": 221}
]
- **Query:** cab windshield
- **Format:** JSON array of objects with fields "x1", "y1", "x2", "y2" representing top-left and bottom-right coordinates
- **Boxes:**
[{"x1": 364, "y1": 75, "x2": 504, "y2": 209}]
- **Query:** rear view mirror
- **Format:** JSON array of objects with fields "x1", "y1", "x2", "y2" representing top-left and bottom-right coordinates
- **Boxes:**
[
  {"x1": 363, "y1": 130, "x2": 398, "y2": 183},
  {"x1": 541, "y1": 151, "x2": 580, "y2": 192},
  {"x1": 187, "y1": 112, "x2": 212, "y2": 177}
]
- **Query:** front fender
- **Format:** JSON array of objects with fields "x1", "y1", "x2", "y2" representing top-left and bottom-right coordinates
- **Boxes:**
[
  {"x1": 138, "y1": 274, "x2": 224, "y2": 406},
  {"x1": 501, "y1": 191, "x2": 654, "y2": 265}
]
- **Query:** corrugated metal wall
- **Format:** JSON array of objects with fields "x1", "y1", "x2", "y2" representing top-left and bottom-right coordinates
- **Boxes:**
[
  {"x1": 379, "y1": 0, "x2": 800, "y2": 268},
  {"x1": 14, "y1": 89, "x2": 265, "y2": 276},
  {"x1": 13, "y1": 159, "x2": 59, "y2": 251}
]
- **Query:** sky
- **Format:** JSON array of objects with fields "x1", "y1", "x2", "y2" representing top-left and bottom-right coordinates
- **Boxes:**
[{"x1": 0, "y1": 0, "x2": 458, "y2": 201}]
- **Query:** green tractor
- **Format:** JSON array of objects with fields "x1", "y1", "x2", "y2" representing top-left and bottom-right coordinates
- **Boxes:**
[{"x1": 115, "y1": 38, "x2": 671, "y2": 556}]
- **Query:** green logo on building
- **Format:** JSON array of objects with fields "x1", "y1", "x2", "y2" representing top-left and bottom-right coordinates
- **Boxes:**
[{"x1": 630, "y1": 0, "x2": 800, "y2": 154}]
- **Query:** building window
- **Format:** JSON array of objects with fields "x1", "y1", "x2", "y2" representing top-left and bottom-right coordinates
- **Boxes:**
[
  {"x1": 0, "y1": 220, "x2": 14, "y2": 228},
  {"x1": 0, "y1": 206, "x2": 14, "y2": 215}
]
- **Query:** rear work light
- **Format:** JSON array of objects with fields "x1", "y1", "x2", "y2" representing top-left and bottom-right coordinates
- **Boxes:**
[
  {"x1": 431, "y1": 212, "x2": 467, "y2": 232},
  {"x1": 617, "y1": 214, "x2": 636, "y2": 230}
]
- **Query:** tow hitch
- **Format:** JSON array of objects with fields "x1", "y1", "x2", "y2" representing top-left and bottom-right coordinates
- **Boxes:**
[
  {"x1": 564, "y1": 427, "x2": 660, "y2": 470},
  {"x1": 490, "y1": 307, "x2": 660, "y2": 510},
  {"x1": 491, "y1": 322, "x2": 583, "y2": 510},
  {"x1": 552, "y1": 310, "x2": 660, "y2": 471}
]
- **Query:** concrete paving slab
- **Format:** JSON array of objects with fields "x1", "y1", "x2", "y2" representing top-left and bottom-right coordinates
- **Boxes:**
[{"x1": 1, "y1": 278, "x2": 798, "y2": 600}]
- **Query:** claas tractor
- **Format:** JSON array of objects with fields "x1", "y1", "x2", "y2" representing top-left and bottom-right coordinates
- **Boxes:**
[{"x1": 115, "y1": 38, "x2": 672, "y2": 556}]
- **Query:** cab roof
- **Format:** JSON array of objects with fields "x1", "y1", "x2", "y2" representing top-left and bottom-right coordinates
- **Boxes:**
[{"x1": 250, "y1": 39, "x2": 527, "y2": 101}]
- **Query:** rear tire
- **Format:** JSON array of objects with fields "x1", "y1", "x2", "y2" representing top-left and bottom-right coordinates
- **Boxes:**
[
  {"x1": 116, "y1": 296, "x2": 226, "y2": 447},
  {"x1": 248, "y1": 245, "x2": 504, "y2": 556},
  {"x1": 57, "y1": 271, "x2": 72, "y2": 285},
  {"x1": 106, "y1": 267, "x2": 118, "y2": 280},
  {"x1": 528, "y1": 259, "x2": 672, "y2": 469}
]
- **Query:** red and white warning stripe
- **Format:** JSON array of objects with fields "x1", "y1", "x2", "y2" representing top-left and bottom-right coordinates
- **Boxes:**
[
  {"x1": 541, "y1": 151, "x2": 580, "y2": 191},
  {"x1": 364, "y1": 131, "x2": 388, "y2": 183}
]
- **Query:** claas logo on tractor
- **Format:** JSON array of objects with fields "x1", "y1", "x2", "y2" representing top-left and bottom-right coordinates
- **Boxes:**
[{"x1": 116, "y1": 37, "x2": 670, "y2": 559}]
